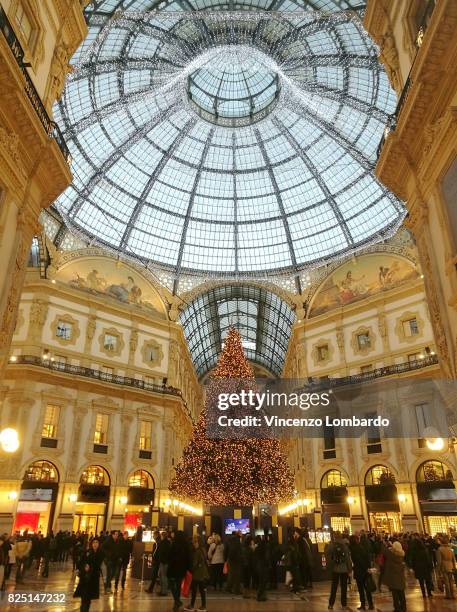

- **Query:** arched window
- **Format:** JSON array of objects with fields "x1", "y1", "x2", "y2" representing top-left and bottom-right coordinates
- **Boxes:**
[
  {"x1": 365, "y1": 465, "x2": 395, "y2": 486},
  {"x1": 24, "y1": 460, "x2": 58, "y2": 482},
  {"x1": 128, "y1": 470, "x2": 154, "y2": 489},
  {"x1": 416, "y1": 460, "x2": 453, "y2": 483},
  {"x1": 80, "y1": 465, "x2": 109, "y2": 486},
  {"x1": 321, "y1": 469, "x2": 347, "y2": 489}
]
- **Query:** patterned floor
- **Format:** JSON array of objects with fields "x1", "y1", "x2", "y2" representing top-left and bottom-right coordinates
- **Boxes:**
[{"x1": 1, "y1": 562, "x2": 456, "y2": 611}]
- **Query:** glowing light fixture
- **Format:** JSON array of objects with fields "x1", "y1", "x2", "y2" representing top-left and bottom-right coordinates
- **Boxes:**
[{"x1": 0, "y1": 428, "x2": 19, "y2": 453}]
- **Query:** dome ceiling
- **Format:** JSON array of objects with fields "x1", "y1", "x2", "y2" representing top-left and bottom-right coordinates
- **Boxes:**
[{"x1": 54, "y1": 0, "x2": 405, "y2": 282}]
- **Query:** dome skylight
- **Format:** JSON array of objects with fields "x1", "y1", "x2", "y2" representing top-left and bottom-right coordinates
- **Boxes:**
[{"x1": 54, "y1": 1, "x2": 405, "y2": 280}]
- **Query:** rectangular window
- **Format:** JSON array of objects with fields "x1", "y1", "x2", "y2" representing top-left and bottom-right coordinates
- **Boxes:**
[
  {"x1": 56, "y1": 320, "x2": 72, "y2": 340},
  {"x1": 15, "y1": 4, "x2": 32, "y2": 44},
  {"x1": 103, "y1": 333, "x2": 117, "y2": 352},
  {"x1": 317, "y1": 344, "x2": 329, "y2": 362},
  {"x1": 366, "y1": 412, "x2": 382, "y2": 454},
  {"x1": 357, "y1": 333, "x2": 371, "y2": 349},
  {"x1": 42, "y1": 404, "x2": 59, "y2": 439},
  {"x1": 94, "y1": 413, "x2": 108, "y2": 445},
  {"x1": 139, "y1": 420, "x2": 152, "y2": 450},
  {"x1": 403, "y1": 318, "x2": 419, "y2": 337}
]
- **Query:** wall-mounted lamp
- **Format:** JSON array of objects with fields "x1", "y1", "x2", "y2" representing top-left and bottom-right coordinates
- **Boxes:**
[
  {"x1": 347, "y1": 496, "x2": 355, "y2": 505},
  {"x1": 119, "y1": 496, "x2": 127, "y2": 505},
  {"x1": 9, "y1": 355, "x2": 17, "y2": 362},
  {"x1": 398, "y1": 494, "x2": 406, "y2": 503},
  {"x1": 69, "y1": 493, "x2": 77, "y2": 503},
  {"x1": 8, "y1": 491, "x2": 18, "y2": 500},
  {"x1": 426, "y1": 437, "x2": 445, "y2": 451},
  {"x1": 0, "y1": 428, "x2": 19, "y2": 453}
]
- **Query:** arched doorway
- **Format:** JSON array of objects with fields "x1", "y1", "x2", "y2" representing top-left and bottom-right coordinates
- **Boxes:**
[
  {"x1": 365, "y1": 465, "x2": 400, "y2": 533},
  {"x1": 14, "y1": 460, "x2": 59, "y2": 535},
  {"x1": 320, "y1": 469, "x2": 351, "y2": 533},
  {"x1": 124, "y1": 470, "x2": 155, "y2": 535},
  {"x1": 416, "y1": 460, "x2": 457, "y2": 535},
  {"x1": 73, "y1": 465, "x2": 110, "y2": 534}
]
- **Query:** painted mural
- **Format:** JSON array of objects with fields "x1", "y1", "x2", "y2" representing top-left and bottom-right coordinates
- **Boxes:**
[
  {"x1": 55, "y1": 257, "x2": 166, "y2": 316},
  {"x1": 309, "y1": 255, "x2": 419, "y2": 317}
]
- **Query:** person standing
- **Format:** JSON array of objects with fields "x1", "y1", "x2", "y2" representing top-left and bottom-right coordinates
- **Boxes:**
[
  {"x1": 184, "y1": 535, "x2": 209, "y2": 612},
  {"x1": 349, "y1": 534, "x2": 374, "y2": 610},
  {"x1": 145, "y1": 529, "x2": 161, "y2": 594},
  {"x1": 102, "y1": 531, "x2": 122, "y2": 594},
  {"x1": 224, "y1": 530, "x2": 242, "y2": 595},
  {"x1": 325, "y1": 531, "x2": 352, "y2": 610},
  {"x1": 208, "y1": 533, "x2": 224, "y2": 590},
  {"x1": 241, "y1": 535, "x2": 255, "y2": 597},
  {"x1": 436, "y1": 535, "x2": 456, "y2": 599},
  {"x1": 382, "y1": 541, "x2": 407, "y2": 612},
  {"x1": 155, "y1": 530, "x2": 171, "y2": 596},
  {"x1": 73, "y1": 538, "x2": 104, "y2": 612},
  {"x1": 253, "y1": 535, "x2": 269, "y2": 602},
  {"x1": 15, "y1": 535, "x2": 31, "y2": 583},
  {"x1": 409, "y1": 534, "x2": 433, "y2": 598},
  {"x1": 167, "y1": 531, "x2": 192, "y2": 612},
  {"x1": 115, "y1": 532, "x2": 132, "y2": 591}
]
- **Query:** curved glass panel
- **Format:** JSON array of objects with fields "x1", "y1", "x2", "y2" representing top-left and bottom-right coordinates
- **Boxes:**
[
  {"x1": 179, "y1": 284, "x2": 295, "y2": 377},
  {"x1": 55, "y1": 0, "x2": 404, "y2": 277}
]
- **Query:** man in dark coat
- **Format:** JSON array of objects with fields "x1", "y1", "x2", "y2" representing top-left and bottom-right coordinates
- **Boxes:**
[
  {"x1": 115, "y1": 532, "x2": 133, "y2": 591},
  {"x1": 409, "y1": 535, "x2": 433, "y2": 597},
  {"x1": 224, "y1": 531, "x2": 243, "y2": 595},
  {"x1": 167, "y1": 531, "x2": 192, "y2": 612},
  {"x1": 349, "y1": 535, "x2": 374, "y2": 610},
  {"x1": 101, "y1": 531, "x2": 123, "y2": 594}
]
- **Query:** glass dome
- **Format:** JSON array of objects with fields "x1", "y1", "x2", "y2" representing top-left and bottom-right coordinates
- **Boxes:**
[{"x1": 54, "y1": 1, "x2": 405, "y2": 279}]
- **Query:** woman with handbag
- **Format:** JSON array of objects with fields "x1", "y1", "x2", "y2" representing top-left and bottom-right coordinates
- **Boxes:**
[
  {"x1": 184, "y1": 535, "x2": 210, "y2": 612},
  {"x1": 207, "y1": 533, "x2": 224, "y2": 590},
  {"x1": 349, "y1": 535, "x2": 374, "y2": 610},
  {"x1": 73, "y1": 538, "x2": 104, "y2": 612}
]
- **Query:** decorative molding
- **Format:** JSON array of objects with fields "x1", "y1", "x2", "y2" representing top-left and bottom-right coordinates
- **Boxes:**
[
  {"x1": 394, "y1": 310, "x2": 425, "y2": 344},
  {"x1": 351, "y1": 326, "x2": 376, "y2": 356},
  {"x1": 98, "y1": 327, "x2": 125, "y2": 358},
  {"x1": 311, "y1": 338, "x2": 334, "y2": 368},
  {"x1": 141, "y1": 339, "x2": 164, "y2": 369},
  {"x1": 50, "y1": 313, "x2": 80, "y2": 346}
]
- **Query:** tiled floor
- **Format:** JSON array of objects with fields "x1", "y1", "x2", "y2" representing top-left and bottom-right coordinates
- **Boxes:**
[{"x1": 1, "y1": 563, "x2": 456, "y2": 611}]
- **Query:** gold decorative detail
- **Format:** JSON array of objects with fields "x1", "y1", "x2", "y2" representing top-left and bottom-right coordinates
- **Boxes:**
[
  {"x1": 351, "y1": 326, "x2": 376, "y2": 356},
  {"x1": 378, "y1": 31, "x2": 401, "y2": 93},
  {"x1": 98, "y1": 327, "x2": 125, "y2": 357},
  {"x1": 14, "y1": 308, "x2": 25, "y2": 334},
  {"x1": 141, "y1": 339, "x2": 164, "y2": 368},
  {"x1": 394, "y1": 310, "x2": 425, "y2": 344},
  {"x1": 48, "y1": 43, "x2": 74, "y2": 102},
  {"x1": 311, "y1": 339, "x2": 334, "y2": 367},
  {"x1": 50, "y1": 313, "x2": 80, "y2": 346}
]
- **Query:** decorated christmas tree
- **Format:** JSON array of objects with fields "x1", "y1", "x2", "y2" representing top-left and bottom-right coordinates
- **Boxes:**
[{"x1": 169, "y1": 327, "x2": 294, "y2": 506}]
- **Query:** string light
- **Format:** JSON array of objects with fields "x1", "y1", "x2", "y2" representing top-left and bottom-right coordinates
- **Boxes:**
[{"x1": 169, "y1": 327, "x2": 294, "y2": 505}]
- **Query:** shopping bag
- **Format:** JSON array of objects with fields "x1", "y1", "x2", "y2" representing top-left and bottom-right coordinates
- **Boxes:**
[
  {"x1": 223, "y1": 561, "x2": 228, "y2": 575},
  {"x1": 181, "y1": 571, "x2": 192, "y2": 597}
]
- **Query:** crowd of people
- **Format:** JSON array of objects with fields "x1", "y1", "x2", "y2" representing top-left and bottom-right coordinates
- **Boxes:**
[{"x1": 0, "y1": 527, "x2": 456, "y2": 612}]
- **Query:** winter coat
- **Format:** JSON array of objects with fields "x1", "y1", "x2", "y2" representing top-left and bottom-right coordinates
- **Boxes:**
[
  {"x1": 225, "y1": 534, "x2": 242, "y2": 564},
  {"x1": 350, "y1": 542, "x2": 371, "y2": 579},
  {"x1": 15, "y1": 540, "x2": 31, "y2": 559},
  {"x1": 409, "y1": 540, "x2": 433, "y2": 580},
  {"x1": 382, "y1": 546, "x2": 406, "y2": 590},
  {"x1": 154, "y1": 538, "x2": 171, "y2": 564},
  {"x1": 102, "y1": 536, "x2": 123, "y2": 563},
  {"x1": 191, "y1": 546, "x2": 210, "y2": 582},
  {"x1": 74, "y1": 549, "x2": 104, "y2": 601},
  {"x1": 436, "y1": 545, "x2": 456, "y2": 573},
  {"x1": 167, "y1": 537, "x2": 192, "y2": 580},
  {"x1": 325, "y1": 540, "x2": 352, "y2": 574}
]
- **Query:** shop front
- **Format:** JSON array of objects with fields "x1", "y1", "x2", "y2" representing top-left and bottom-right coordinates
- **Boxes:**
[
  {"x1": 320, "y1": 469, "x2": 351, "y2": 533},
  {"x1": 123, "y1": 470, "x2": 155, "y2": 535},
  {"x1": 365, "y1": 465, "x2": 401, "y2": 533},
  {"x1": 73, "y1": 465, "x2": 110, "y2": 534},
  {"x1": 13, "y1": 461, "x2": 59, "y2": 535},
  {"x1": 416, "y1": 460, "x2": 457, "y2": 535}
]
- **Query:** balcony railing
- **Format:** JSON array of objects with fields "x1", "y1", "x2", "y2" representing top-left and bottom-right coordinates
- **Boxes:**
[
  {"x1": 315, "y1": 354, "x2": 439, "y2": 390},
  {"x1": 8, "y1": 355, "x2": 193, "y2": 418},
  {"x1": 0, "y1": 5, "x2": 71, "y2": 164}
]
